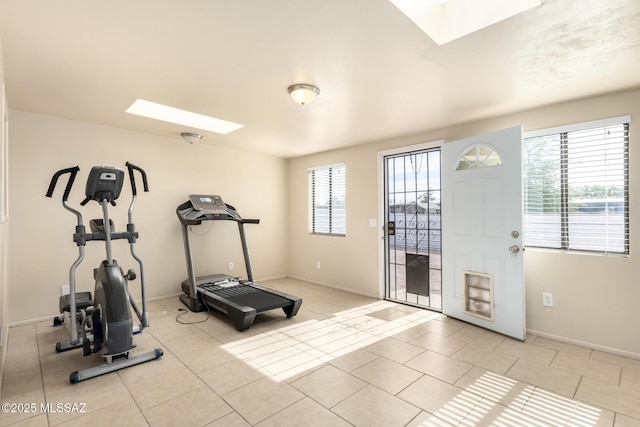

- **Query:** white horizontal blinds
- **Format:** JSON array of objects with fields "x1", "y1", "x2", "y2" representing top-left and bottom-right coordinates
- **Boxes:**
[
  {"x1": 524, "y1": 119, "x2": 629, "y2": 254},
  {"x1": 311, "y1": 168, "x2": 329, "y2": 233},
  {"x1": 310, "y1": 164, "x2": 346, "y2": 235},
  {"x1": 523, "y1": 134, "x2": 562, "y2": 248},
  {"x1": 566, "y1": 124, "x2": 628, "y2": 253}
]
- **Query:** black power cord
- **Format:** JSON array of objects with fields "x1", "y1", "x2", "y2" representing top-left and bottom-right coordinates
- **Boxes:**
[{"x1": 175, "y1": 300, "x2": 210, "y2": 324}]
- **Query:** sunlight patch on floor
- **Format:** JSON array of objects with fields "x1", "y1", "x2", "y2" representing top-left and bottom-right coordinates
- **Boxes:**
[
  {"x1": 459, "y1": 371, "x2": 602, "y2": 426},
  {"x1": 221, "y1": 300, "x2": 436, "y2": 380},
  {"x1": 221, "y1": 300, "x2": 604, "y2": 426},
  {"x1": 522, "y1": 387, "x2": 604, "y2": 427}
]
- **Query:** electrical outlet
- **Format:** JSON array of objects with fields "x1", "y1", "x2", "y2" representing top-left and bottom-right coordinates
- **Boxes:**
[
  {"x1": 228, "y1": 261, "x2": 234, "y2": 271},
  {"x1": 316, "y1": 261, "x2": 321, "y2": 269},
  {"x1": 542, "y1": 292, "x2": 554, "y2": 307},
  {"x1": 61, "y1": 285, "x2": 70, "y2": 295}
]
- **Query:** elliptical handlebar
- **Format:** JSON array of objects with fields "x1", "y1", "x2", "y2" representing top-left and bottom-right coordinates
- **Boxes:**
[
  {"x1": 45, "y1": 166, "x2": 80, "y2": 201},
  {"x1": 46, "y1": 162, "x2": 148, "y2": 206},
  {"x1": 124, "y1": 161, "x2": 150, "y2": 328},
  {"x1": 125, "y1": 161, "x2": 149, "y2": 196},
  {"x1": 46, "y1": 162, "x2": 150, "y2": 229}
]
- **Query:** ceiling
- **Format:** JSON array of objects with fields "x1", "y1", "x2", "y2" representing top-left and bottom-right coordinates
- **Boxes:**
[{"x1": 0, "y1": 0, "x2": 639, "y2": 158}]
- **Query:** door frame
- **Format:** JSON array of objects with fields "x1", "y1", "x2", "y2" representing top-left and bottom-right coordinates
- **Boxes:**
[{"x1": 377, "y1": 139, "x2": 447, "y2": 299}]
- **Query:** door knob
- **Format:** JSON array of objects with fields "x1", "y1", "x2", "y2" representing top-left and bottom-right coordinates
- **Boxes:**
[
  {"x1": 509, "y1": 245, "x2": 520, "y2": 254},
  {"x1": 387, "y1": 221, "x2": 396, "y2": 236}
]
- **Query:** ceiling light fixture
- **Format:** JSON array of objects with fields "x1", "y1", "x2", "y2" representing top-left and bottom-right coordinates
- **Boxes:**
[
  {"x1": 126, "y1": 99, "x2": 243, "y2": 134},
  {"x1": 287, "y1": 84, "x2": 320, "y2": 105},
  {"x1": 181, "y1": 132, "x2": 203, "y2": 144}
]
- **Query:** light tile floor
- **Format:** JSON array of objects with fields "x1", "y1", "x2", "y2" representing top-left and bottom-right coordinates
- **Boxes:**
[{"x1": 2, "y1": 277, "x2": 640, "y2": 426}]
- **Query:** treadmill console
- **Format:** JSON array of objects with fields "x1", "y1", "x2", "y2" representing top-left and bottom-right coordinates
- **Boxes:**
[
  {"x1": 189, "y1": 194, "x2": 227, "y2": 213},
  {"x1": 177, "y1": 194, "x2": 234, "y2": 224}
]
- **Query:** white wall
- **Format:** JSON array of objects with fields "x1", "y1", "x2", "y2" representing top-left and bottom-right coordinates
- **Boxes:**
[
  {"x1": 288, "y1": 149, "x2": 381, "y2": 298},
  {"x1": 288, "y1": 88, "x2": 640, "y2": 357},
  {"x1": 8, "y1": 111, "x2": 288, "y2": 323},
  {"x1": 0, "y1": 35, "x2": 8, "y2": 395}
]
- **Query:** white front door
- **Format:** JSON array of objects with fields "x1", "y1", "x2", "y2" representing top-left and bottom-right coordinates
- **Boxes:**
[{"x1": 441, "y1": 126, "x2": 525, "y2": 340}]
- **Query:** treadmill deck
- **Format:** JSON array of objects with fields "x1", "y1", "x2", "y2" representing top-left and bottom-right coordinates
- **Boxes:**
[
  {"x1": 181, "y1": 274, "x2": 302, "y2": 331},
  {"x1": 199, "y1": 281, "x2": 292, "y2": 313}
]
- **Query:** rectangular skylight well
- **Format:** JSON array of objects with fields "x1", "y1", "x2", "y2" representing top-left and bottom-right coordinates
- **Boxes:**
[
  {"x1": 126, "y1": 99, "x2": 243, "y2": 135},
  {"x1": 389, "y1": 0, "x2": 541, "y2": 45}
]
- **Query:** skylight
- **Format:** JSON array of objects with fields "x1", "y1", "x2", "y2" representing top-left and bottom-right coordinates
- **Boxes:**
[
  {"x1": 126, "y1": 99, "x2": 243, "y2": 135},
  {"x1": 389, "y1": 0, "x2": 541, "y2": 45}
]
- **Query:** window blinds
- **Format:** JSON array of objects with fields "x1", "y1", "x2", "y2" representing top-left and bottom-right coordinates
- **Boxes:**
[
  {"x1": 523, "y1": 118, "x2": 629, "y2": 254},
  {"x1": 309, "y1": 164, "x2": 346, "y2": 235}
]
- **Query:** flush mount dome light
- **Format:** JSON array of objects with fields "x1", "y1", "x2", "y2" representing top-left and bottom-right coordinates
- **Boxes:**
[
  {"x1": 181, "y1": 132, "x2": 203, "y2": 144},
  {"x1": 287, "y1": 84, "x2": 320, "y2": 105}
]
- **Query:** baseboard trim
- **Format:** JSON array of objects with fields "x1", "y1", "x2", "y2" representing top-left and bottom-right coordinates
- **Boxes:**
[
  {"x1": 9, "y1": 314, "x2": 54, "y2": 328},
  {"x1": 8, "y1": 293, "x2": 186, "y2": 328},
  {"x1": 527, "y1": 328, "x2": 640, "y2": 360},
  {"x1": 286, "y1": 275, "x2": 380, "y2": 299}
]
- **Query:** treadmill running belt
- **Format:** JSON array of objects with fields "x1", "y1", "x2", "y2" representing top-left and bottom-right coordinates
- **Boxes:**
[{"x1": 201, "y1": 284, "x2": 291, "y2": 312}]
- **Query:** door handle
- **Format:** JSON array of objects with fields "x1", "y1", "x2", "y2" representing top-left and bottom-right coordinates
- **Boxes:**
[
  {"x1": 509, "y1": 245, "x2": 520, "y2": 254},
  {"x1": 387, "y1": 221, "x2": 396, "y2": 236}
]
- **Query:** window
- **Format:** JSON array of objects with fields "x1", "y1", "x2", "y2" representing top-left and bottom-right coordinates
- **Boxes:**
[
  {"x1": 523, "y1": 116, "x2": 629, "y2": 255},
  {"x1": 309, "y1": 163, "x2": 346, "y2": 235},
  {"x1": 456, "y1": 143, "x2": 502, "y2": 170}
]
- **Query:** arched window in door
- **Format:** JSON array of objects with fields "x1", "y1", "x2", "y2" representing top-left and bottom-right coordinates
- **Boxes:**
[{"x1": 456, "y1": 144, "x2": 502, "y2": 171}]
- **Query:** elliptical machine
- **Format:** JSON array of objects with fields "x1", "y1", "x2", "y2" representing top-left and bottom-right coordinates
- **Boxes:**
[{"x1": 46, "y1": 162, "x2": 163, "y2": 383}]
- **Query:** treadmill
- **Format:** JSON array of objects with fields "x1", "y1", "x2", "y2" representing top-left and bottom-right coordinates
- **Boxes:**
[{"x1": 177, "y1": 195, "x2": 302, "y2": 331}]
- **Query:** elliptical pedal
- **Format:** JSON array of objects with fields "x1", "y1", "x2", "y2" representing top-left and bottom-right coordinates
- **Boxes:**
[{"x1": 58, "y1": 291, "x2": 93, "y2": 313}]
